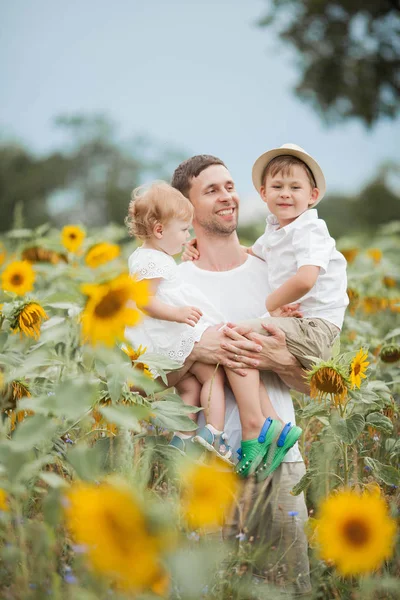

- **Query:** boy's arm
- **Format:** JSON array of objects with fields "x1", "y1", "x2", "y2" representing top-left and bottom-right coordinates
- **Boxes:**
[{"x1": 265, "y1": 265, "x2": 320, "y2": 313}]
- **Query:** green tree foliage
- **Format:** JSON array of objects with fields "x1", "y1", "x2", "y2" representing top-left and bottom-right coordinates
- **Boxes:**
[
  {"x1": 0, "y1": 114, "x2": 186, "y2": 233},
  {"x1": 258, "y1": 0, "x2": 400, "y2": 126}
]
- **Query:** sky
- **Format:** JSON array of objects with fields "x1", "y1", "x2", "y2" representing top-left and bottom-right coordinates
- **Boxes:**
[{"x1": 1, "y1": 0, "x2": 399, "y2": 220}]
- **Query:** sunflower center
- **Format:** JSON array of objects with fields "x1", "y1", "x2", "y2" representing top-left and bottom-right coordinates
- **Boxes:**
[
  {"x1": 353, "y1": 363, "x2": 361, "y2": 376},
  {"x1": 103, "y1": 509, "x2": 137, "y2": 554},
  {"x1": 342, "y1": 518, "x2": 370, "y2": 547},
  {"x1": 94, "y1": 290, "x2": 124, "y2": 318},
  {"x1": 69, "y1": 233, "x2": 77, "y2": 240},
  {"x1": 316, "y1": 368, "x2": 345, "y2": 394},
  {"x1": 11, "y1": 273, "x2": 23, "y2": 285}
]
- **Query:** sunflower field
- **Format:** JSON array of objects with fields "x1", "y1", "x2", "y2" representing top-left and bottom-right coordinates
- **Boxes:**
[{"x1": 0, "y1": 221, "x2": 399, "y2": 600}]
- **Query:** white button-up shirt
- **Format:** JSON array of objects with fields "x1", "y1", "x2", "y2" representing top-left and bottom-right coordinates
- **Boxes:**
[{"x1": 252, "y1": 209, "x2": 349, "y2": 329}]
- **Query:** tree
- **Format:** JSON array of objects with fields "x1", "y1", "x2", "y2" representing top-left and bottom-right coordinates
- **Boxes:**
[
  {"x1": 0, "y1": 115, "x2": 186, "y2": 233},
  {"x1": 258, "y1": 0, "x2": 400, "y2": 126}
]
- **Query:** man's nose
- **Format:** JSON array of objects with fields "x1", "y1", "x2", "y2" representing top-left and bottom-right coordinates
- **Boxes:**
[{"x1": 219, "y1": 188, "x2": 232, "y2": 201}]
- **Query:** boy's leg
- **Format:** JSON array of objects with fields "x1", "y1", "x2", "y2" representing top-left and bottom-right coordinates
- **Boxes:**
[{"x1": 225, "y1": 368, "x2": 281, "y2": 440}]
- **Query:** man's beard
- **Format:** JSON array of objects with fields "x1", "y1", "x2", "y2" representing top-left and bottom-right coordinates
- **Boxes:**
[{"x1": 196, "y1": 214, "x2": 238, "y2": 236}]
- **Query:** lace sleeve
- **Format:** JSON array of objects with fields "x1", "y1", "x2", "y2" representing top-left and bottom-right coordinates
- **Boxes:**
[{"x1": 128, "y1": 249, "x2": 176, "y2": 281}]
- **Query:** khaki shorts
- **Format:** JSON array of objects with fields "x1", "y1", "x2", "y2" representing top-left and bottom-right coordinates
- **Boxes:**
[
  {"x1": 224, "y1": 462, "x2": 311, "y2": 595},
  {"x1": 241, "y1": 317, "x2": 340, "y2": 370}
]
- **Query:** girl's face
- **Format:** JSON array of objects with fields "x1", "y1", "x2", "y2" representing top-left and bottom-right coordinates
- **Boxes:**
[{"x1": 156, "y1": 219, "x2": 192, "y2": 256}]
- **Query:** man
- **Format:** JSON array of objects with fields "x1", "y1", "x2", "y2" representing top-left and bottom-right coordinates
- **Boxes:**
[{"x1": 171, "y1": 155, "x2": 311, "y2": 595}]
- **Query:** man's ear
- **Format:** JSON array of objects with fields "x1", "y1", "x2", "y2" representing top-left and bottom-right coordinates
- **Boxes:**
[
  {"x1": 309, "y1": 187, "x2": 320, "y2": 207},
  {"x1": 153, "y1": 222, "x2": 163, "y2": 239}
]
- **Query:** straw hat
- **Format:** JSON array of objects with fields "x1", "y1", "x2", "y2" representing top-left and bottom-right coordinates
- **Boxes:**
[{"x1": 252, "y1": 143, "x2": 326, "y2": 204}]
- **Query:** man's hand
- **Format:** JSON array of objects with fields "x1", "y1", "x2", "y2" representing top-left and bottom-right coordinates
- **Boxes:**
[
  {"x1": 269, "y1": 303, "x2": 303, "y2": 318},
  {"x1": 181, "y1": 239, "x2": 200, "y2": 261},
  {"x1": 190, "y1": 325, "x2": 261, "y2": 375},
  {"x1": 220, "y1": 322, "x2": 310, "y2": 393},
  {"x1": 177, "y1": 306, "x2": 203, "y2": 327}
]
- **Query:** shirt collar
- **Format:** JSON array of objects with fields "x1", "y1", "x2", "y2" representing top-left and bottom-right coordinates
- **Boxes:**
[{"x1": 266, "y1": 208, "x2": 318, "y2": 233}]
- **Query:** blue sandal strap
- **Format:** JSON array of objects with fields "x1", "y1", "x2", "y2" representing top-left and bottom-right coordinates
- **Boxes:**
[
  {"x1": 258, "y1": 417, "x2": 273, "y2": 444},
  {"x1": 277, "y1": 422, "x2": 292, "y2": 447}
]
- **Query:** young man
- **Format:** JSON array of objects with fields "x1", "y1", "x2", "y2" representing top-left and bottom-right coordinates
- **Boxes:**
[{"x1": 170, "y1": 155, "x2": 311, "y2": 595}]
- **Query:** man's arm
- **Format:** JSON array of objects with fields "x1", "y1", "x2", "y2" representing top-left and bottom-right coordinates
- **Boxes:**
[{"x1": 220, "y1": 323, "x2": 310, "y2": 393}]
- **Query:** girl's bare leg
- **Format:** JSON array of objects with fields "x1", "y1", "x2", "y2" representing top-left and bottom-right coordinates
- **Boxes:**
[
  {"x1": 225, "y1": 368, "x2": 282, "y2": 441},
  {"x1": 176, "y1": 373, "x2": 202, "y2": 423},
  {"x1": 190, "y1": 362, "x2": 225, "y2": 431}
]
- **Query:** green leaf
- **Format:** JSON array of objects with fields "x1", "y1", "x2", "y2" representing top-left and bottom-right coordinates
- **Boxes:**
[
  {"x1": 151, "y1": 400, "x2": 202, "y2": 415},
  {"x1": 291, "y1": 469, "x2": 316, "y2": 496},
  {"x1": 364, "y1": 458, "x2": 400, "y2": 487},
  {"x1": 152, "y1": 412, "x2": 198, "y2": 432},
  {"x1": 40, "y1": 472, "x2": 68, "y2": 488},
  {"x1": 67, "y1": 444, "x2": 103, "y2": 480},
  {"x1": 330, "y1": 412, "x2": 365, "y2": 444},
  {"x1": 99, "y1": 403, "x2": 149, "y2": 432},
  {"x1": 366, "y1": 413, "x2": 393, "y2": 435},
  {"x1": 384, "y1": 327, "x2": 400, "y2": 341},
  {"x1": 298, "y1": 401, "x2": 329, "y2": 419},
  {"x1": 12, "y1": 415, "x2": 59, "y2": 452}
]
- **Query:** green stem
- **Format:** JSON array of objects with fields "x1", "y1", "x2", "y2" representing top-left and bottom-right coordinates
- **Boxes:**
[{"x1": 343, "y1": 442, "x2": 349, "y2": 487}]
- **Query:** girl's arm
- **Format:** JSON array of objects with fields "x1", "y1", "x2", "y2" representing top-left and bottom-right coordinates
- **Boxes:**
[
  {"x1": 142, "y1": 278, "x2": 203, "y2": 327},
  {"x1": 265, "y1": 265, "x2": 320, "y2": 313}
]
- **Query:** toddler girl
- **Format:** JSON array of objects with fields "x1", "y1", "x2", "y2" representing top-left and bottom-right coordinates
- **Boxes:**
[{"x1": 125, "y1": 182, "x2": 232, "y2": 460}]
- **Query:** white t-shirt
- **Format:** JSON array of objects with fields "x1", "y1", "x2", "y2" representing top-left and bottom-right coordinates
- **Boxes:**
[
  {"x1": 178, "y1": 255, "x2": 302, "y2": 463},
  {"x1": 253, "y1": 209, "x2": 349, "y2": 329}
]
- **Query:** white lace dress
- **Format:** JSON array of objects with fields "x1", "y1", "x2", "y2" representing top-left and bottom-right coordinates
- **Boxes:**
[{"x1": 124, "y1": 248, "x2": 222, "y2": 364}]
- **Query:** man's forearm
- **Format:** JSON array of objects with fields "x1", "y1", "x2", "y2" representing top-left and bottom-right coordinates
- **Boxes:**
[{"x1": 273, "y1": 353, "x2": 310, "y2": 394}]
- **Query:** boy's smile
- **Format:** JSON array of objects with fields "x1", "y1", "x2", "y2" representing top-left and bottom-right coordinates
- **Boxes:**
[{"x1": 260, "y1": 165, "x2": 319, "y2": 227}]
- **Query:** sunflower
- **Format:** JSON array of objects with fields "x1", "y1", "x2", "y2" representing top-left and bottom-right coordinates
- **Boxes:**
[
  {"x1": 64, "y1": 481, "x2": 169, "y2": 591},
  {"x1": 0, "y1": 488, "x2": 8, "y2": 512},
  {"x1": 61, "y1": 225, "x2": 86, "y2": 254},
  {"x1": 85, "y1": 242, "x2": 120, "y2": 268},
  {"x1": 2, "y1": 380, "x2": 32, "y2": 430},
  {"x1": 380, "y1": 344, "x2": 400, "y2": 364},
  {"x1": 122, "y1": 344, "x2": 152, "y2": 377},
  {"x1": 341, "y1": 248, "x2": 358, "y2": 264},
  {"x1": 347, "y1": 288, "x2": 360, "y2": 314},
  {"x1": 383, "y1": 276, "x2": 397, "y2": 289},
  {"x1": 81, "y1": 274, "x2": 149, "y2": 346},
  {"x1": 22, "y1": 246, "x2": 68, "y2": 265},
  {"x1": 389, "y1": 297, "x2": 400, "y2": 313},
  {"x1": 0, "y1": 243, "x2": 6, "y2": 267},
  {"x1": 362, "y1": 296, "x2": 387, "y2": 314},
  {"x1": 315, "y1": 488, "x2": 396, "y2": 576},
  {"x1": 1, "y1": 260, "x2": 35, "y2": 296},
  {"x1": 10, "y1": 301, "x2": 48, "y2": 340},
  {"x1": 349, "y1": 349, "x2": 369, "y2": 389},
  {"x1": 307, "y1": 361, "x2": 350, "y2": 407},
  {"x1": 180, "y1": 458, "x2": 239, "y2": 530},
  {"x1": 366, "y1": 248, "x2": 382, "y2": 264}
]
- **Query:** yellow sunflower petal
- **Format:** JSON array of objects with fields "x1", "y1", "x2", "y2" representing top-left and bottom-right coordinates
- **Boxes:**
[
  {"x1": 61, "y1": 225, "x2": 86, "y2": 254},
  {"x1": 85, "y1": 242, "x2": 120, "y2": 268},
  {"x1": 1, "y1": 260, "x2": 35, "y2": 296}
]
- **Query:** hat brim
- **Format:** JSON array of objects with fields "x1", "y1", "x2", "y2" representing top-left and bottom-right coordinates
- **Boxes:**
[{"x1": 252, "y1": 147, "x2": 326, "y2": 205}]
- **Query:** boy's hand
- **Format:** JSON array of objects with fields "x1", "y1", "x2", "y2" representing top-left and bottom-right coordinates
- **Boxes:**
[
  {"x1": 177, "y1": 306, "x2": 203, "y2": 327},
  {"x1": 269, "y1": 303, "x2": 303, "y2": 318},
  {"x1": 181, "y1": 239, "x2": 200, "y2": 261}
]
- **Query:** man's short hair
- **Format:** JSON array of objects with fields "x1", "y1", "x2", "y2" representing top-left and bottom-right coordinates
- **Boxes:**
[{"x1": 171, "y1": 155, "x2": 227, "y2": 199}]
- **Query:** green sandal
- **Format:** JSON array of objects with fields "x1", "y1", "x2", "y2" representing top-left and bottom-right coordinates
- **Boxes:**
[
  {"x1": 235, "y1": 418, "x2": 282, "y2": 478},
  {"x1": 256, "y1": 423, "x2": 302, "y2": 482}
]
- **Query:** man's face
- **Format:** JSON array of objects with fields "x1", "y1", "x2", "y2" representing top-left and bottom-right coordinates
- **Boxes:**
[{"x1": 187, "y1": 165, "x2": 239, "y2": 235}]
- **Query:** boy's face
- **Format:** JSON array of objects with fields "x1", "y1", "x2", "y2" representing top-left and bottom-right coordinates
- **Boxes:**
[{"x1": 260, "y1": 164, "x2": 319, "y2": 227}]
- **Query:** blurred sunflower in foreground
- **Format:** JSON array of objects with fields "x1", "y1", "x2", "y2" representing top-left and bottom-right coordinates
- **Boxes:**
[
  {"x1": 10, "y1": 301, "x2": 48, "y2": 339},
  {"x1": 81, "y1": 273, "x2": 149, "y2": 346},
  {"x1": 64, "y1": 481, "x2": 171, "y2": 591},
  {"x1": 85, "y1": 242, "x2": 120, "y2": 268},
  {"x1": 1, "y1": 260, "x2": 35, "y2": 296},
  {"x1": 180, "y1": 459, "x2": 239, "y2": 530},
  {"x1": 61, "y1": 225, "x2": 86, "y2": 254},
  {"x1": 314, "y1": 488, "x2": 396, "y2": 576},
  {"x1": 0, "y1": 488, "x2": 8, "y2": 512}
]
